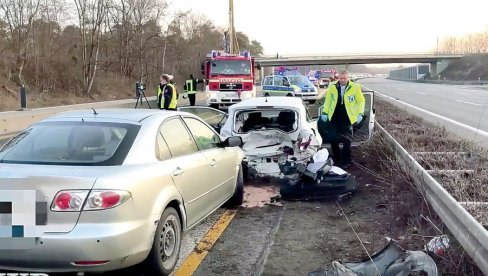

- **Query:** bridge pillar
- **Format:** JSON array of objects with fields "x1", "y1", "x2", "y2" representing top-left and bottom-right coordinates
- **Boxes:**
[
  {"x1": 429, "y1": 62, "x2": 438, "y2": 79},
  {"x1": 345, "y1": 64, "x2": 349, "y2": 71}
]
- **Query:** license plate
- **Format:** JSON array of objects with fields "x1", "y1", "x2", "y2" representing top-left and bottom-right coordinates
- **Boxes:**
[{"x1": 224, "y1": 93, "x2": 237, "y2": 98}]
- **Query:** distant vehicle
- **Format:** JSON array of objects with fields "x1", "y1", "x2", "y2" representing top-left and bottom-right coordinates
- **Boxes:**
[
  {"x1": 0, "y1": 109, "x2": 245, "y2": 275},
  {"x1": 202, "y1": 50, "x2": 258, "y2": 109},
  {"x1": 318, "y1": 71, "x2": 335, "y2": 88},
  {"x1": 261, "y1": 74, "x2": 318, "y2": 104}
]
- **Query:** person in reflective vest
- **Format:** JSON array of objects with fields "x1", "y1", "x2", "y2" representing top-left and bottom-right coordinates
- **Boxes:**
[
  {"x1": 157, "y1": 74, "x2": 178, "y2": 110},
  {"x1": 183, "y1": 74, "x2": 205, "y2": 106},
  {"x1": 317, "y1": 70, "x2": 365, "y2": 169}
]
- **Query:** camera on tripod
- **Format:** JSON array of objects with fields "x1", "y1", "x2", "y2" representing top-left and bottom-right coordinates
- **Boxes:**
[
  {"x1": 135, "y1": 82, "x2": 146, "y2": 98},
  {"x1": 135, "y1": 82, "x2": 151, "y2": 109}
]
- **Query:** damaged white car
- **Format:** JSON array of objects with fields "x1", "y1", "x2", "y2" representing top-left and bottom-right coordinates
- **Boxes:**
[
  {"x1": 179, "y1": 91, "x2": 375, "y2": 179},
  {"x1": 180, "y1": 97, "x2": 321, "y2": 178}
]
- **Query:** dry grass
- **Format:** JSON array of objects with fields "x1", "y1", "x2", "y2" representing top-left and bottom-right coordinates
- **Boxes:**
[{"x1": 365, "y1": 99, "x2": 487, "y2": 275}]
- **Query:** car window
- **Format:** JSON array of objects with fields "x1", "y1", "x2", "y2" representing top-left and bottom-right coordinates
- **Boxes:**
[
  {"x1": 155, "y1": 131, "x2": 172, "y2": 161},
  {"x1": 274, "y1": 76, "x2": 283, "y2": 86},
  {"x1": 264, "y1": 77, "x2": 273, "y2": 86},
  {"x1": 0, "y1": 121, "x2": 139, "y2": 166},
  {"x1": 283, "y1": 77, "x2": 290, "y2": 86},
  {"x1": 161, "y1": 118, "x2": 198, "y2": 157},
  {"x1": 234, "y1": 109, "x2": 298, "y2": 133},
  {"x1": 178, "y1": 107, "x2": 227, "y2": 128},
  {"x1": 183, "y1": 118, "x2": 221, "y2": 151}
]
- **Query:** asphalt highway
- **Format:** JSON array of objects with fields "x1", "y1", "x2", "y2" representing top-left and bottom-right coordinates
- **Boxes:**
[{"x1": 360, "y1": 78, "x2": 488, "y2": 132}]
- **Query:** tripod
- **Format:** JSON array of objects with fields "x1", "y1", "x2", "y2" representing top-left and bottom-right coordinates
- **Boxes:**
[{"x1": 135, "y1": 89, "x2": 151, "y2": 109}]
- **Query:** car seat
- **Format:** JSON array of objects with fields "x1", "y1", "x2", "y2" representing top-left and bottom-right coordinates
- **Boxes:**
[
  {"x1": 242, "y1": 112, "x2": 270, "y2": 132},
  {"x1": 69, "y1": 127, "x2": 106, "y2": 161},
  {"x1": 277, "y1": 111, "x2": 296, "y2": 132}
]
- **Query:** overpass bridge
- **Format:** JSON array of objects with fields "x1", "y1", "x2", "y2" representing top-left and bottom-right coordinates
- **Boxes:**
[{"x1": 255, "y1": 53, "x2": 464, "y2": 78}]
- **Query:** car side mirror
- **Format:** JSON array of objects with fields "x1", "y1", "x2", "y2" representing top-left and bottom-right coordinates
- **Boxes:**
[
  {"x1": 257, "y1": 64, "x2": 262, "y2": 70},
  {"x1": 221, "y1": 136, "x2": 243, "y2": 147}
]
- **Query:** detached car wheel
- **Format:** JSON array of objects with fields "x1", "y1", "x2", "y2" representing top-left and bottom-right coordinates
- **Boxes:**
[
  {"x1": 227, "y1": 164, "x2": 244, "y2": 207},
  {"x1": 144, "y1": 207, "x2": 182, "y2": 275}
]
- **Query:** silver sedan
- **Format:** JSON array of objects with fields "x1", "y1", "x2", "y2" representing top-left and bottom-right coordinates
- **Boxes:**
[{"x1": 0, "y1": 108, "x2": 245, "y2": 275}]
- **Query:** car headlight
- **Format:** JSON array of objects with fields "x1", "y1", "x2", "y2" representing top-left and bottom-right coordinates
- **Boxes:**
[
  {"x1": 294, "y1": 87, "x2": 301, "y2": 93},
  {"x1": 210, "y1": 92, "x2": 217, "y2": 98},
  {"x1": 314, "y1": 86, "x2": 318, "y2": 93}
]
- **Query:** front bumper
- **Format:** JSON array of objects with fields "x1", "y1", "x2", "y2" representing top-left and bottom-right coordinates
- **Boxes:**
[
  {"x1": 0, "y1": 219, "x2": 155, "y2": 272},
  {"x1": 206, "y1": 89, "x2": 255, "y2": 106},
  {"x1": 295, "y1": 93, "x2": 318, "y2": 100}
]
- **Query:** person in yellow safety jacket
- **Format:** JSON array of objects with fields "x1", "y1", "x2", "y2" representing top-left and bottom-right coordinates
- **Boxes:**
[
  {"x1": 157, "y1": 74, "x2": 178, "y2": 110},
  {"x1": 317, "y1": 70, "x2": 365, "y2": 169},
  {"x1": 183, "y1": 74, "x2": 205, "y2": 106}
]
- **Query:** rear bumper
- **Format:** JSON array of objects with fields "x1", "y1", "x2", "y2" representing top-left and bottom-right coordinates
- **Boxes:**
[{"x1": 0, "y1": 219, "x2": 155, "y2": 273}]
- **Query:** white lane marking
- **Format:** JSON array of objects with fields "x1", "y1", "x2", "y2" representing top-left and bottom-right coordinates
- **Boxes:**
[
  {"x1": 360, "y1": 84, "x2": 488, "y2": 139},
  {"x1": 398, "y1": 88, "x2": 405, "y2": 91},
  {"x1": 457, "y1": 91, "x2": 470, "y2": 95},
  {"x1": 416, "y1": 92, "x2": 427, "y2": 95},
  {"x1": 456, "y1": 100, "x2": 483, "y2": 107}
]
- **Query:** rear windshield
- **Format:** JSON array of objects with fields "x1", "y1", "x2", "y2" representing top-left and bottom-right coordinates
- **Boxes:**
[
  {"x1": 234, "y1": 109, "x2": 298, "y2": 133},
  {"x1": 0, "y1": 121, "x2": 140, "y2": 166}
]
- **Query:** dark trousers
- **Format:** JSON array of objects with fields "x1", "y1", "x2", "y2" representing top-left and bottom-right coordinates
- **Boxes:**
[
  {"x1": 188, "y1": 93, "x2": 196, "y2": 106},
  {"x1": 331, "y1": 137, "x2": 351, "y2": 165}
]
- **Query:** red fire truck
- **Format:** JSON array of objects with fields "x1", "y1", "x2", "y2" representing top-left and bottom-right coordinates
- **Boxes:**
[{"x1": 201, "y1": 50, "x2": 258, "y2": 109}]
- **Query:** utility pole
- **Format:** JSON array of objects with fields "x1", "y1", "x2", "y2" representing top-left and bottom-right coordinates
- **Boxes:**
[{"x1": 228, "y1": 0, "x2": 238, "y2": 54}]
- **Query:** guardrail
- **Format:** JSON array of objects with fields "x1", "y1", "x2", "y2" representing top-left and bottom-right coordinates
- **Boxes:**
[
  {"x1": 377, "y1": 123, "x2": 488, "y2": 274},
  {"x1": 416, "y1": 79, "x2": 488, "y2": 85},
  {"x1": 0, "y1": 96, "x2": 157, "y2": 139}
]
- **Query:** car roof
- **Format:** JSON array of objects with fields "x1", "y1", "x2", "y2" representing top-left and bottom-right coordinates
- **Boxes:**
[
  {"x1": 229, "y1": 97, "x2": 304, "y2": 111},
  {"x1": 42, "y1": 108, "x2": 185, "y2": 123}
]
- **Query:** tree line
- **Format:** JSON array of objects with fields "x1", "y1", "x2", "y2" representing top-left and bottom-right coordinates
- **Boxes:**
[
  {"x1": 439, "y1": 27, "x2": 488, "y2": 54},
  {"x1": 0, "y1": 0, "x2": 264, "y2": 98}
]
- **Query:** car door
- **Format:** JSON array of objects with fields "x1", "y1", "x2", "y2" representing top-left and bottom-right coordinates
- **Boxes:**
[
  {"x1": 316, "y1": 89, "x2": 375, "y2": 144},
  {"x1": 262, "y1": 76, "x2": 274, "y2": 96},
  {"x1": 158, "y1": 117, "x2": 213, "y2": 227},
  {"x1": 182, "y1": 117, "x2": 237, "y2": 206},
  {"x1": 178, "y1": 106, "x2": 228, "y2": 133},
  {"x1": 273, "y1": 75, "x2": 289, "y2": 96}
]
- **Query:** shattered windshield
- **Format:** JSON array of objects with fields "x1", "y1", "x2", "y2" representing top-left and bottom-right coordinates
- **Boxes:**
[
  {"x1": 211, "y1": 60, "x2": 252, "y2": 75},
  {"x1": 234, "y1": 109, "x2": 299, "y2": 133}
]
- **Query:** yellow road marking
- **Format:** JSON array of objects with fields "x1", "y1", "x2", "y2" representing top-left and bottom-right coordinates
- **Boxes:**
[{"x1": 174, "y1": 210, "x2": 237, "y2": 276}]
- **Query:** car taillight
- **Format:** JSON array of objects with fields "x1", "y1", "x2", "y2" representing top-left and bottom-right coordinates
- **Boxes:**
[
  {"x1": 52, "y1": 191, "x2": 89, "y2": 211},
  {"x1": 51, "y1": 190, "x2": 130, "y2": 212},
  {"x1": 84, "y1": 190, "x2": 130, "y2": 210}
]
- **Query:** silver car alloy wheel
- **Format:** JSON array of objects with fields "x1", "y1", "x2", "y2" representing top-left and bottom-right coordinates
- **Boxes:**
[{"x1": 159, "y1": 214, "x2": 180, "y2": 269}]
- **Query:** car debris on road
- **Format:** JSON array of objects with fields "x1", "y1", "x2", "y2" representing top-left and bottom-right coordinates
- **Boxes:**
[
  {"x1": 279, "y1": 148, "x2": 358, "y2": 200},
  {"x1": 308, "y1": 238, "x2": 438, "y2": 276}
]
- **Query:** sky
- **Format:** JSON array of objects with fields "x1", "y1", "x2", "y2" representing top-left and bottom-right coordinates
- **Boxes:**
[{"x1": 169, "y1": 0, "x2": 488, "y2": 56}]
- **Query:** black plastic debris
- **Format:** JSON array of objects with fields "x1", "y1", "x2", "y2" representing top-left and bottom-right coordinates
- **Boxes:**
[
  {"x1": 278, "y1": 149, "x2": 358, "y2": 201},
  {"x1": 308, "y1": 238, "x2": 438, "y2": 276}
]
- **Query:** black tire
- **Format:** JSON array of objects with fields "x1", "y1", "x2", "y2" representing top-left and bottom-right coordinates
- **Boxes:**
[
  {"x1": 210, "y1": 104, "x2": 219, "y2": 109},
  {"x1": 143, "y1": 207, "x2": 182, "y2": 276},
  {"x1": 227, "y1": 164, "x2": 244, "y2": 207},
  {"x1": 264, "y1": 92, "x2": 270, "y2": 97},
  {"x1": 286, "y1": 93, "x2": 293, "y2": 97},
  {"x1": 308, "y1": 100, "x2": 316, "y2": 104}
]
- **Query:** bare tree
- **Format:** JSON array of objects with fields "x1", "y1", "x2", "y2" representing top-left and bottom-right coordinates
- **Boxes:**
[
  {"x1": 73, "y1": 0, "x2": 107, "y2": 95},
  {"x1": 0, "y1": 0, "x2": 41, "y2": 86}
]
